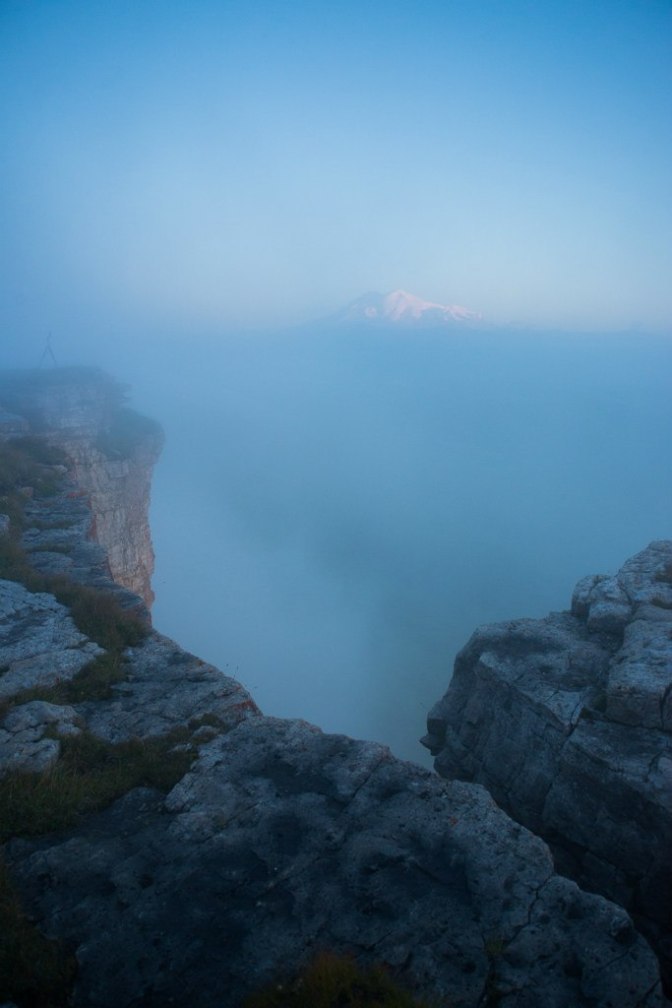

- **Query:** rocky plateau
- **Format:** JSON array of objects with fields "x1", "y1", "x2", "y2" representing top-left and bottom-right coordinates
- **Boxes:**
[{"x1": 0, "y1": 367, "x2": 668, "y2": 1007}]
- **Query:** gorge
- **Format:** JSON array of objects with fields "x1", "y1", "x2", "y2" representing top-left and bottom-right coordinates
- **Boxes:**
[{"x1": 0, "y1": 367, "x2": 669, "y2": 1007}]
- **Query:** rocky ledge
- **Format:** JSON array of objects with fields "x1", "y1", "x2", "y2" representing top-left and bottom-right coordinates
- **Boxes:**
[
  {"x1": 0, "y1": 368, "x2": 163, "y2": 608},
  {"x1": 423, "y1": 541, "x2": 672, "y2": 995},
  {"x1": 0, "y1": 369, "x2": 667, "y2": 1006}
]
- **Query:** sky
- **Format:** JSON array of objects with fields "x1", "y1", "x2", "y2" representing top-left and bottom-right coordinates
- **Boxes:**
[{"x1": 1, "y1": 0, "x2": 672, "y2": 347}]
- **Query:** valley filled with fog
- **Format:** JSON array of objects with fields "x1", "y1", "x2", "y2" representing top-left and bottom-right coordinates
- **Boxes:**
[{"x1": 110, "y1": 326, "x2": 671, "y2": 764}]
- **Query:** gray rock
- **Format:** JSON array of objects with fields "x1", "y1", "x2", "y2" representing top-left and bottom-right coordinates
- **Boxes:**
[
  {"x1": 0, "y1": 701, "x2": 81, "y2": 776},
  {"x1": 80, "y1": 632, "x2": 259, "y2": 742},
  {"x1": 0, "y1": 731, "x2": 60, "y2": 775},
  {"x1": 7, "y1": 719, "x2": 663, "y2": 1008},
  {"x1": 0, "y1": 579, "x2": 102, "y2": 698},
  {"x1": 425, "y1": 540, "x2": 672, "y2": 992}
]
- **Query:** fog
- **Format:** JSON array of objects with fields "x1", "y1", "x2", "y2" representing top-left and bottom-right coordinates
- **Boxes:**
[{"x1": 50, "y1": 324, "x2": 664, "y2": 765}]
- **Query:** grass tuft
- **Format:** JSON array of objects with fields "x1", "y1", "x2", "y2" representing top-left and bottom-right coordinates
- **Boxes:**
[
  {"x1": 243, "y1": 951, "x2": 435, "y2": 1008},
  {"x1": 0, "y1": 729, "x2": 196, "y2": 843},
  {"x1": 0, "y1": 534, "x2": 148, "y2": 651}
]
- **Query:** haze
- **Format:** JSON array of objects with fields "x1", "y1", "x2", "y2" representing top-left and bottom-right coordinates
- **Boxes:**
[{"x1": 1, "y1": 2, "x2": 671, "y2": 762}]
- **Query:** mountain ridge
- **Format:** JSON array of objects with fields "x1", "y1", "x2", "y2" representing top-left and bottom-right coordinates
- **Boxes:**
[{"x1": 331, "y1": 288, "x2": 482, "y2": 327}]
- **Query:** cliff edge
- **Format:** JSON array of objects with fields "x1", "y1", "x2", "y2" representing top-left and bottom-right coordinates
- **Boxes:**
[
  {"x1": 0, "y1": 369, "x2": 666, "y2": 1007},
  {"x1": 0, "y1": 368, "x2": 162, "y2": 609},
  {"x1": 424, "y1": 541, "x2": 672, "y2": 994}
]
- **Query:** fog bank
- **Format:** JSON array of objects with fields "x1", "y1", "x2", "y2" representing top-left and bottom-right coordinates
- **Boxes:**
[{"x1": 124, "y1": 327, "x2": 670, "y2": 763}]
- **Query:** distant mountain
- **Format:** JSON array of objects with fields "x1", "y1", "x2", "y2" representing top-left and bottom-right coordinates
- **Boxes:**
[{"x1": 332, "y1": 289, "x2": 482, "y2": 326}]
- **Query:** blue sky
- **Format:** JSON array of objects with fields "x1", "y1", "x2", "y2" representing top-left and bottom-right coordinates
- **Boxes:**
[{"x1": 1, "y1": 0, "x2": 671, "y2": 341}]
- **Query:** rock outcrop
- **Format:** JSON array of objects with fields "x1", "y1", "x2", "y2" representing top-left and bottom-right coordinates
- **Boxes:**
[
  {"x1": 423, "y1": 541, "x2": 672, "y2": 994},
  {"x1": 7, "y1": 719, "x2": 663, "y2": 1008},
  {"x1": 0, "y1": 369, "x2": 667, "y2": 1006},
  {"x1": 0, "y1": 369, "x2": 162, "y2": 608}
]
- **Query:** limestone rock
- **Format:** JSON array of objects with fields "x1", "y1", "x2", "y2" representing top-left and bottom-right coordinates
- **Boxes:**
[
  {"x1": 0, "y1": 579, "x2": 102, "y2": 698},
  {"x1": 80, "y1": 632, "x2": 260, "y2": 743},
  {"x1": 7, "y1": 719, "x2": 663, "y2": 1008},
  {"x1": 424, "y1": 540, "x2": 672, "y2": 992},
  {"x1": 0, "y1": 369, "x2": 162, "y2": 609},
  {"x1": 0, "y1": 701, "x2": 80, "y2": 775}
]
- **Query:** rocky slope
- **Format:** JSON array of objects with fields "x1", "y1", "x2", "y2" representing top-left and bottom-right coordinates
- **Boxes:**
[
  {"x1": 0, "y1": 368, "x2": 666, "y2": 1007},
  {"x1": 423, "y1": 541, "x2": 672, "y2": 994}
]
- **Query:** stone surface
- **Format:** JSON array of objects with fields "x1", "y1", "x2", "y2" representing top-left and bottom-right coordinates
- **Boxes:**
[
  {"x1": 424, "y1": 540, "x2": 672, "y2": 993},
  {"x1": 7, "y1": 719, "x2": 663, "y2": 1008},
  {"x1": 0, "y1": 579, "x2": 102, "y2": 699},
  {"x1": 0, "y1": 701, "x2": 80, "y2": 775},
  {"x1": 81, "y1": 632, "x2": 260, "y2": 743}
]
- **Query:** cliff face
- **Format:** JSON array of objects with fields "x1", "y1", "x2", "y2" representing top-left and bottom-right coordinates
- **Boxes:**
[
  {"x1": 0, "y1": 369, "x2": 667, "y2": 1007},
  {"x1": 424, "y1": 541, "x2": 672, "y2": 993},
  {"x1": 0, "y1": 369, "x2": 162, "y2": 608}
]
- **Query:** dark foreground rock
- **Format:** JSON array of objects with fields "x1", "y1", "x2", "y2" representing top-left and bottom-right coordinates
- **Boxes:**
[
  {"x1": 424, "y1": 540, "x2": 672, "y2": 995},
  {"x1": 6, "y1": 717, "x2": 663, "y2": 1008}
]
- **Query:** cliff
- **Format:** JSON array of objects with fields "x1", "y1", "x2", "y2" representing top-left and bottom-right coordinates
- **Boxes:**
[
  {"x1": 0, "y1": 368, "x2": 162, "y2": 609},
  {"x1": 0, "y1": 369, "x2": 667, "y2": 1007},
  {"x1": 424, "y1": 541, "x2": 672, "y2": 994}
]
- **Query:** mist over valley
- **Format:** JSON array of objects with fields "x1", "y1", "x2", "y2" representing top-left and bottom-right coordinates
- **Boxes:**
[{"x1": 98, "y1": 319, "x2": 672, "y2": 763}]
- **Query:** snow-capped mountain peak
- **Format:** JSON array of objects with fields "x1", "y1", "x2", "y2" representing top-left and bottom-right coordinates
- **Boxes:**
[{"x1": 337, "y1": 289, "x2": 481, "y2": 325}]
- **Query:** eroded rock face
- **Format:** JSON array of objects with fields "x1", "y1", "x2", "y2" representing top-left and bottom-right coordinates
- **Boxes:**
[
  {"x1": 424, "y1": 541, "x2": 672, "y2": 993},
  {"x1": 0, "y1": 369, "x2": 162, "y2": 608},
  {"x1": 7, "y1": 719, "x2": 663, "y2": 1008}
]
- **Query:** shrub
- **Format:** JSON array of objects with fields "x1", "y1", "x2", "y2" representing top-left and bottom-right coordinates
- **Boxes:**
[
  {"x1": 44, "y1": 579, "x2": 147, "y2": 651},
  {"x1": 0, "y1": 439, "x2": 64, "y2": 499},
  {"x1": 244, "y1": 951, "x2": 434, "y2": 1008}
]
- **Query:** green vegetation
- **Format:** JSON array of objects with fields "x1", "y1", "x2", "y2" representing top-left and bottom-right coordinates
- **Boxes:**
[
  {"x1": 0, "y1": 437, "x2": 66, "y2": 495},
  {"x1": 45, "y1": 578, "x2": 147, "y2": 651},
  {"x1": 0, "y1": 654, "x2": 128, "y2": 723},
  {"x1": 0, "y1": 729, "x2": 195, "y2": 843},
  {"x1": 0, "y1": 531, "x2": 147, "y2": 652},
  {"x1": 0, "y1": 728, "x2": 196, "y2": 1006},
  {"x1": 0, "y1": 437, "x2": 67, "y2": 536},
  {"x1": 244, "y1": 951, "x2": 435, "y2": 1008}
]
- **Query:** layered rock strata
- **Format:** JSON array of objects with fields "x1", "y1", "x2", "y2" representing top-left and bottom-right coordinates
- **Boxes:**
[
  {"x1": 0, "y1": 369, "x2": 162, "y2": 608},
  {"x1": 423, "y1": 541, "x2": 672, "y2": 994}
]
